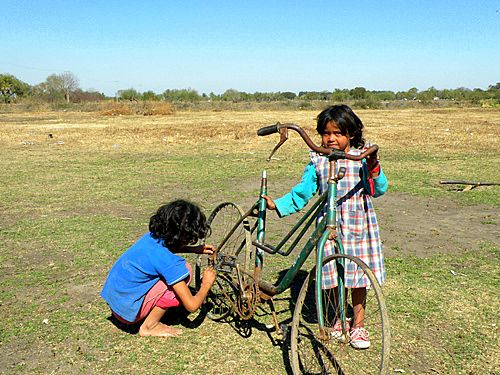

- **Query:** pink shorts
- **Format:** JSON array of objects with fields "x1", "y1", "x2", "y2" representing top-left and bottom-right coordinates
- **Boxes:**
[{"x1": 113, "y1": 263, "x2": 192, "y2": 324}]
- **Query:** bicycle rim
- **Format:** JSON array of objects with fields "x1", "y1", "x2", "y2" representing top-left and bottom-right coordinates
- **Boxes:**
[
  {"x1": 197, "y1": 202, "x2": 252, "y2": 321},
  {"x1": 290, "y1": 254, "x2": 390, "y2": 374}
]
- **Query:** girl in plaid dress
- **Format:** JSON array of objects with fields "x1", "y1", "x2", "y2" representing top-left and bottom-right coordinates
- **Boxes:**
[{"x1": 263, "y1": 105, "x2": 387, "y2": 349}]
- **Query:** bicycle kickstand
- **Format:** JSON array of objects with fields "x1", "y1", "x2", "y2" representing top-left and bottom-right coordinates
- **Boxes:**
[{"x1": 267, "y1": 298, "x2": 288, "y2": 340}]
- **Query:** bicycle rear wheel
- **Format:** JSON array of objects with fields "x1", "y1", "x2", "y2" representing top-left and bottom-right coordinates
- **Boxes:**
[
  {"x1": 290, "y1": 254, "x2": 390, "y2": 374},
  {"x1": 197, "y1": 202, "x2": 252, "y2": 321}
]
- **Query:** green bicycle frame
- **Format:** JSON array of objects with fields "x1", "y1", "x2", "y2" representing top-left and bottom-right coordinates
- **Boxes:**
[
  {"x1": 255, "y1": 158, "x2": 347, "y2": 333},
  {"x1": 256, "y1": 190, "x2": 327, "y2": 296},
  {"x1": 255, "y1": 170, "x2": 267, "y2": 269}
]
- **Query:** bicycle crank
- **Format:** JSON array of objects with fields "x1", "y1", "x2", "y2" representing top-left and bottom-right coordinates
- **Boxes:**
[{"x1": 236, "y1": 279, "x2": 259, "y2": 320}]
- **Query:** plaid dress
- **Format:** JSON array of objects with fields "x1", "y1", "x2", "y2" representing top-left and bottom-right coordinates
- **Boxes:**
[{"x1": 310, "y1": 149, "x2": 386, "y2": 289}]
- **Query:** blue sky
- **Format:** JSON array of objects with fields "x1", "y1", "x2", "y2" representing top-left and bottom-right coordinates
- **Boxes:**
[{"x1": 2, "y1": 0, "x2": 499, "y2": 96}]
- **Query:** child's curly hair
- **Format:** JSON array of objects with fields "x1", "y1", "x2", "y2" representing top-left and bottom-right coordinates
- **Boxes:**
[
  {"x1": 316, "y1": 105, "x2": 366, "y2": 149},
  {"x1": 149, "y1": 200, "x2": 210, "y2": 250}
]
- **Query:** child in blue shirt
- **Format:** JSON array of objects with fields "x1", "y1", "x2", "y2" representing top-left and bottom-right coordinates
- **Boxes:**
[{"x1": 101, "y1": 200, "x2": 216, "y2": 337}]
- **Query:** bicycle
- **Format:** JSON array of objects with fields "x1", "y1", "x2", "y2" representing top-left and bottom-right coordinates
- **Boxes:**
[{"x1": 196, "y1": 123, "x2": 390, "y2": 374}]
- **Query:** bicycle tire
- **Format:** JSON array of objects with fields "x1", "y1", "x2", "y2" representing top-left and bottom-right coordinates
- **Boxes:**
[
  {"x1": 290, "y1": 253, "x2": 390, "y2": 374},
  {"x1": 197, "y1": 202, "x2": 252, "y2": 321}
]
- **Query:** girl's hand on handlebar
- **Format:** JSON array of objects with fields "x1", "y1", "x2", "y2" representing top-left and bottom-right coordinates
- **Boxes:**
[
  {"x1": 262, "y1": 195, "x2": 277, "y2": 210},
  {"x1": 365, "y1": 150, "x2": 380, "y2": 176}
]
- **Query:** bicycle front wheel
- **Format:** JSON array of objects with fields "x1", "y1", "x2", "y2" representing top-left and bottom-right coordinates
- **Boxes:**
[
  {"x1": 197, "y1": 202, "x2": 252, "y2": 321},
  {"x1": 290, "y1": 254, "x2": 390, "y2": 374}
]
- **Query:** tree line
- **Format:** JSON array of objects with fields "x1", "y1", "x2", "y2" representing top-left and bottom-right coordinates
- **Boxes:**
[{"x1": 1, "y1": 71, "x2": 499, "y2": 105}]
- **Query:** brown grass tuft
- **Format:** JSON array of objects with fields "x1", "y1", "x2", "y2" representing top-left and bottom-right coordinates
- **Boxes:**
[
  {"x1": 98, "y1": 101, "x2": 175, "y2": 116},
  {"x1": 98, "y1": 101, "x2": 134, "y2": 116}
]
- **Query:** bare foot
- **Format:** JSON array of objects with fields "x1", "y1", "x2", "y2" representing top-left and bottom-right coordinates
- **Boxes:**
[{"x1": 139, "y1": 322, "x2": 182, "y2": 337}]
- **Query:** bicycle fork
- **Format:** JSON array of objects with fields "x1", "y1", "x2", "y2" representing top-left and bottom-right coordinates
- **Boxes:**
[{"x1": 316, "y1": 160, "x2": 347, "y2": 340}]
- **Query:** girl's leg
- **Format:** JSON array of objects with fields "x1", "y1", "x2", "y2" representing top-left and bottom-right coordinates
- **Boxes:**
[
  {"x1": 138, "y1": 264, "x2": 192, "y2": 337},
  {"x1": 351, "y1": 287, "x2": 366, "y2": 328},
  {"x1": 139, "y1": 306, "x2": 182, "y2": 337}
]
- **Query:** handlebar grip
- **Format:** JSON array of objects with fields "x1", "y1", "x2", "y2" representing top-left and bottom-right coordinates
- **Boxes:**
[{"x1": 257, "y1": 124, "x2": 279, "y2": 136}]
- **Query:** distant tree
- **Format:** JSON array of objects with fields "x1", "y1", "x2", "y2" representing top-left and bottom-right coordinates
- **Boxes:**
[
  {"x1": 142, "y1": 90, "x2": 159, "y2": 101},
  {"x1": 331, "y1": 89, "x2": 349, "y2": 102},
  {"x1": 451, "y1": 87, "x2": 470, "y2": 101},
  {"x1": 0, "y1": 74, "x2": 30, "y2": 103},
  {"x1": 59, "y1": 71, "x2": 79, "y2": 103},
  {"x1": 298, "y1": 91, "x2": 330, "y2": 100},
  {"x1": 221, "y1": 88, "x2": 241, "y2": 102},
  {"x1": 43, "y1": 75, "x2": 65, "y2": 101},
  {"x1": 118, "y1": 88, "x2": 140, "y2": 101},
  {"x1": 408, "y1": 87, "x2": 419, "y2": 99},
  {"x1": 71, "y1": 89, "x2": 106, "y2": 102},
  {"x1": 396, "y1": 87, "x2": 418, "y2": 100},
  {"x1": 372, "y1": 90, "x2": 396, "y2": 101},
  {"x1": 417, "y1": 86, "x2": 438, "y2": 102},
  {"x1": 209, "y1": 92, "x2": 220, "y2": 101},
  {"x1": 486, "y1": 84, "x2": 500, "y2": 101},
  {"x1": 467, "y1": 88, "x2": 485, "y2": 104},
  {"x1": 280, "y1": 91, "x2": 296, "y2": 100},
  {"x1": 43, "y1": 72, "x2": 79, "y2": 102},
  {"x1": 162, "y1": 88, "x2": 201, "y2": 102},
  {"x1": 45, "y1": 75, "x2": 61, "y2": 92},
  {"x1": 253, "y1": 91, "x2": 273, "y2": 102},
  {"x1": 486, "y1": 83, "x2": 500, "y2": 100},
  {"x1": 350, "y1": 87, "x2": 368, "y2": 100}
]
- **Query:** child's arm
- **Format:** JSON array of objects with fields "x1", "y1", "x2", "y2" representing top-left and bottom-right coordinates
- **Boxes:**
[
  {"x1": 175, "y1": 244, "x2": 215, "y2": 255},
  {"x1": 264, "y1": 162, "x2": 318, "y2": 217},
  {"x1": 171, "y1": 267, "x2": 216, "y2": 313}
]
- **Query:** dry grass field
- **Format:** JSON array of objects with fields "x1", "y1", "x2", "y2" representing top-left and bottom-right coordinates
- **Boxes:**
[{"x1": 0, "y1": 107, "x2": 498, "y2": 374}]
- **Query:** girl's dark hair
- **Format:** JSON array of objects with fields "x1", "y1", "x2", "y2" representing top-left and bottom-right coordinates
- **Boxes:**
[
  {"x1": 149, "y1": 200, "x2": 210, "y2": 250},
  {"x1": 316, "y1": 105, "x2": 365, "y2": 149}
]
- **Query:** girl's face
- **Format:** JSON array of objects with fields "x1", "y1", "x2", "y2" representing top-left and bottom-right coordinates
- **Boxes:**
[{"x1": 321, "y1": 121, "x2": 352, "y2": 152}]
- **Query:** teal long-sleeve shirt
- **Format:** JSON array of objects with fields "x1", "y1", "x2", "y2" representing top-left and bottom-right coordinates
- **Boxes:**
[{"x1": 274, "y1": 161, "x2": 388, "y2": 217}]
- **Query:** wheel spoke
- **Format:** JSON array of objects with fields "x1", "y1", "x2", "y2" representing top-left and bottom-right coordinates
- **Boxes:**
[
  {"x1": 196, "y1": 202, "x2": 253, "y2": 321},
  {"x1": 290, "y1": 254, "x2": 390, "y2": 374}
]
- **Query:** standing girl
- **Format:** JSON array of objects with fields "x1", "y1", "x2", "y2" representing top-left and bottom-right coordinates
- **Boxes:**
[
  {"x1": 263, "y1": 105, "x2": 387, "y2": 349},
  {"x1": 101, "y1": 200, "x2": 216, "y2": 337}
]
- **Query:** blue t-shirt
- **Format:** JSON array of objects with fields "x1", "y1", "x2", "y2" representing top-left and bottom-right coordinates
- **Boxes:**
[{"x1": 101, "y1": 233, "x2": 189, "y2": 322}]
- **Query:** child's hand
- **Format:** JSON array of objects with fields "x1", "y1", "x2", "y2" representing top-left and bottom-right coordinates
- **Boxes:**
[
  {"x1": 261, "y1": 195, "x2": 276, "y2": 210},
  {"x1": 200, "y1": 244, "x2": 215, "y2": 255},
  {"x1": 366, "y1": 151, "x2": 380, "y2": 176},
  {"x1": 365, "y1": 150, "x2": 378, "y2": 169},
  {"x1": 202, "y1": 267, "x2": 217, "y2": 287}
]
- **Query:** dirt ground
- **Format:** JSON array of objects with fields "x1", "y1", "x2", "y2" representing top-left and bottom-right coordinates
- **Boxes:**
[{"x1": 376, "y1": 191, "x2": 499, "y2": 258}]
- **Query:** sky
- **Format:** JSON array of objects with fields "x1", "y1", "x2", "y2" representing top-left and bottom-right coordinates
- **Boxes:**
[{"x1": 2, "y1": 0, "x2": 500, "y2": 96}]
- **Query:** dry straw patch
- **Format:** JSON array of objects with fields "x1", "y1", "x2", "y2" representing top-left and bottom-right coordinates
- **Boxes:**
[
  {"x1": 363, "y1": 107, "x2": 500, "y2": 155},
  {"x1": 2, "y1": 108, "x2": 498, "y2": 157},
  {"x1": 98, "y1": 100, "x2": 175, "y2": 116}
]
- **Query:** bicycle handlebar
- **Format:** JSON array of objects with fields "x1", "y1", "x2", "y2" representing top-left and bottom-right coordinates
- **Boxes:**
[
  {"x1": 257, "y1": 124, "x2": 280, "y2": 136},
  {"x1": 257, "y1": 122, "x2": 379, "y2": 160}
]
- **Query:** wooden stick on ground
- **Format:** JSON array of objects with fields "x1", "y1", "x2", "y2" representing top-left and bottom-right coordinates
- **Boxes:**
[{"x1": 439, "y1": 180, "x2": 500, "y2": 191}]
